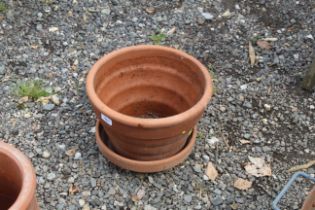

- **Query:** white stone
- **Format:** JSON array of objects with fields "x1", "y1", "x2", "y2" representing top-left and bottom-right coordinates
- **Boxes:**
[
  {"x1": 74, "y1": 152, "x2": 82, "y2": 160},
  {"x1": 79, "y1": 199, "x2": 85, "y2": 206},
  {"x1": 264, "y1": 104, "x2": 272, "y2": 111},
  {"x1": 48, "y1": 26, "x2": 59, "y2": 32},
  {"x1": 42, "y1": 150, "x2": 51, "y2": 159},
  {"x1": 240, "y1": 84, "x2": 247, "y2": 90},
  {"x1": 207, "y1": 137, "x2": 220, "y2": 145},
  {"x1": 306, "y1": 34, "x2": 314, "y2": 40},
  {"x1": 51, "y1": 95, "x2": 60, "y2": 105}
]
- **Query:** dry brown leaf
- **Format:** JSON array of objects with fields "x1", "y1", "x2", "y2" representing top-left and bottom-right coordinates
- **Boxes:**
[
  {"x1": 66, "y1": 148, "x2": 76, "y2": 157},
  {"x1": 245, "y1": 156, "x2": 272, "y2": 177},
  {"x1": 256, "y1": 40, "x2": 272, "y2": 50},
  {"x1": 18, "y1": 96, "x2": 29, "y2": 104},
  {"x1": 230, "y1": 203, "x2": 239, "y2": 210},
  {"x1": 248, "y1": 156, "x2": 265, "y2": 166},
  {"x1": 222, "y1": 9, "x2": 232, "y2": 18},
  {"x1": 82, "y1": 204, "x2": 90, "y2": 210},
  {"x1": 288, "y1": 160, "x2": 315, "y2": 173},
  {"x1": 205, "y1": 162, "x2": 218, "y2": 181},
  {"x1": 167, "y1": 27, "x2": 176, "y2": 35},
  {"x1": 131, "y1": 187, "x2": 146, "y2": 202},
  {"x1": 145, "y1": 7, "x2": 155, "y2": 14},
  {"x1": 71, "y1": 64, "x2": 77, "y2": 71},
  {"x1": 69, "y1": 184, "x2": 79, "y2": 195},
  {"x1": 67, "y1": 10, "x2": 73, "y2": 17},
  {"x1": 233, "y1": 178, "x2": 252, "y2": 190},
  {"x1": 37, "y1": 96, "x2": 51, "y2": 105},
  {"x1": 248, "y1": 41, "x2": 256, "y2": 66},
  {"x1": 239, "y1": 139, "x2": 251, "y2": 144},
  {"x1": 31, "y1": 44, "x2": 39, "y2": 49}
]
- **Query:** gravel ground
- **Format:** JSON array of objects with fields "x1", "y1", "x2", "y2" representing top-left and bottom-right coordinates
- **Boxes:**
[{"x1": 1, "y1": 0, "x2": 315, "y2": 209}]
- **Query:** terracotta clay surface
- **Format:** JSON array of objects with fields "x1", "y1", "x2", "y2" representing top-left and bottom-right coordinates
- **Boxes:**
[
  {"x1": 302, "y1": 186, "x2": 315, "y2": 210},
  {"x1": 87, "y1": 45, "x2": 212, "y2": 160},
  {"x1": 95, "y1": 120, "x2": 196, "y2": 173},
  {"x1": 0, "y1": 141, "x2": 39, "y2": 210}
]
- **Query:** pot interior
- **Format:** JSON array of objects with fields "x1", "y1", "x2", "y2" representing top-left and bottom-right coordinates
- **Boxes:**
[
  {"x1": 94, "y1": 48, "x2": 207, "y2": 118},
  {"x1": 0, "y1": 153, "x2": 23, "y2": 209}
]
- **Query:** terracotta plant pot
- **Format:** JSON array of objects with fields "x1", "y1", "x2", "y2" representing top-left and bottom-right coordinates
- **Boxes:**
[
  {"x1": 0, "y1": 141, "x2": 39, "y2": 210},
  {"x1": 86, "y1": 45, "x2": 212, "y2": 161},
  {"x1": 302, "y1": 186, "x2": 315, "y2": 210},
  {"x1": 95, "y1": 120, "x2": 197, "y2": 173}
]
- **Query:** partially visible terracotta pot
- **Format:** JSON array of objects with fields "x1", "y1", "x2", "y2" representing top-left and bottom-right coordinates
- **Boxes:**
[
  {"x1": 302, "y1": 186, "x2": 315, "y2": 210},
  {"x1": 86, "y1": 45, "x2": 212, "y2": 161},
  {"x1": 0, "y1": 141, "x2": 39, "y2": 210}
]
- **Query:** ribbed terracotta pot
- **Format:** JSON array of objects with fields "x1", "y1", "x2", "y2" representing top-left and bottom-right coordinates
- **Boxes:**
[
  {"x1": 0, "y1": 141, "x2": 39, "y2": 210},
  {"x1": 302, "y1": 186, "x2": 315, "y2": 210},
  {"x1": 86, "y1": 45, "x2": 212, "y2": 161}
]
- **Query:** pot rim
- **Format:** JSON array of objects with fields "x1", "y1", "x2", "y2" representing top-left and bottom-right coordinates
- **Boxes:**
[
  {"x1": 86, "y1": 45, "x2": 213, "y2": 128},
  {"x1": 0, "y1": 141, "x2": 36, "y2": 210}
]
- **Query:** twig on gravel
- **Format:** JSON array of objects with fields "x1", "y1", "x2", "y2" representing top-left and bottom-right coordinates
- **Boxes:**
[
  {"x1": 249, "y1": 41, "x2": 256, "y2": 66},
  {"x1": 287, "y1": 160, "x2": 315, "y2": 173}
]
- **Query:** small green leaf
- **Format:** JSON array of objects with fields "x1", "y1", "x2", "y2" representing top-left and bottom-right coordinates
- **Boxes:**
[{"x1": 149, "y1": 33, "x2": 167, "y2": 45}]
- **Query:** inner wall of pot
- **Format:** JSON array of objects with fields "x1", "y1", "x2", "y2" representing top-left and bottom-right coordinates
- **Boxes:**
[
  {"x1": 94, "y1": 49, "x2": 206, "y2": 118},
  {"x1": 0, "y1": 153, "x2": 23, "y2": 209}
]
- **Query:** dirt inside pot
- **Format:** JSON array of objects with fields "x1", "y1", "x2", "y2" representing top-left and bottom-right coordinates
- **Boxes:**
[{"x1": 0, "y1": 154, "x2": 23, "y2": 209}]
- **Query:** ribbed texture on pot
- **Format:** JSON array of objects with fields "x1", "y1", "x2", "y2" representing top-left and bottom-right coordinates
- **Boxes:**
[
  {"x1": 87, "y1": 45, "x2": 212, "y2": 161},
  {"x1": 106, "y1": 129, "x2": 191, "y2": 160},
  {"x1": 95, "y1": 120, "x2": 197, "y2": 172}
]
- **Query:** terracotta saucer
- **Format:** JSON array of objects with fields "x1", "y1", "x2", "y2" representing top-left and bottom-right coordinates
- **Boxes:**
[{"x1": 95, "y1": 120, "x2": 196, "y2": 173}]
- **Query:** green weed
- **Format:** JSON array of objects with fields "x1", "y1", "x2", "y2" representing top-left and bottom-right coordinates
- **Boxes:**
[
  {"x1": 251, "y1": 35, "x2": 264, "y2": 44},
  {"x1": 0, "y1": 1, "x2": 7, "y2": 13},
  {"x1": 13, "y1": 80, "x2": 51, "y2": 100},
  {"x1": 149, "y1": 33, "x2": 167, "y2": 45},
  {"x1": 197, "y1": 131, "x2": 206, "y2": 140}
]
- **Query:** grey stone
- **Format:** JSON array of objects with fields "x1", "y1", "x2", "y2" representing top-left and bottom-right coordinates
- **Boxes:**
[
  {"x1": 184, "y1": 194, "x2": 192, "y2": 203},
  {"x1": 90, "y1": 178, "x2": 96, "y2": 187},
  {"x1": 47, "y1": 173, "x2": 56, "y2": 181},
  {"x1": 144, "y1": 205, "x2": 157, "y2": 210},
  {"x1": 43, "y1": 103, "x2": 55, "y2": 111},
  {"x1": 193, "y1": 164, "x2": 202, "y2": 173},
  {"x1": 0, "y1": 64, "x2": 5, "y2": 75},
  {"x1": 101, "y1": 8, "x2": 111, "y2": 15},
  {"x1": 211, "y1": 196, "x2": 223, "y2": 206},
  {"x1": 201, "y1": 12, "x2": 214, "y2": 20}
]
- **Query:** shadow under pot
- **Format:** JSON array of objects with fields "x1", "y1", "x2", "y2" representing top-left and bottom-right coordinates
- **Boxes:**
[
  {"x1": 0, "y1": 141, "x2": 39, "y2": 210},
  {"x1": 86, "y1": 45, "x2": 213, "y2": 161}
]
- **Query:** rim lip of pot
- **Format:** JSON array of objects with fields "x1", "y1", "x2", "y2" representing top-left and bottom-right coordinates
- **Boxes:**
[
  {"x1": 0, "y1": 141, "x2": 36, "y2": 210},
  {"x1": 86, "y1": 45, "x2": 213, "y2": 128}
]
